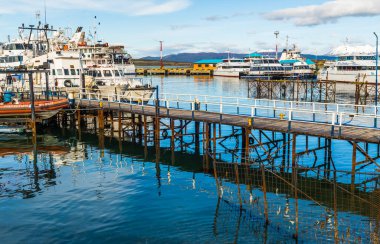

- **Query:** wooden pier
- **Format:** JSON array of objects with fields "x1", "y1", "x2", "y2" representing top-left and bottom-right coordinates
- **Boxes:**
[{"x1": 77, "y1": 92, "x2": 380, "y2": 144}]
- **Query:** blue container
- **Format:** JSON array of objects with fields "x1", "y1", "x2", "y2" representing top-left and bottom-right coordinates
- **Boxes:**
[{"x1": 3, "y1": 92, "x2": 14, "y2": 103}]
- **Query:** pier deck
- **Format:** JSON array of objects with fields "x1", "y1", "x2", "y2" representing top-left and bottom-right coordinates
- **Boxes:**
[{"x1": 78, "y1": 96, "x2": 380, "y2": 144}]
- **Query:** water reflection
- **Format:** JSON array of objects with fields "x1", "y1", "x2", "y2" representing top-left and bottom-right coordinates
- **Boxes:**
[{"x1": 0, "y1": 128, "x2": 379, "y2": 242}]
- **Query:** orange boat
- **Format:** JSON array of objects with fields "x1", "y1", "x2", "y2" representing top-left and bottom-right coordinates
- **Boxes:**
[{"x1": 0, "y1": 99, "x2": 69, "y2": 122}]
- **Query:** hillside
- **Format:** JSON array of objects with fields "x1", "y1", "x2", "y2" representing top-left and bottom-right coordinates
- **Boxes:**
[{"x1": 141, "y1": 52, "x2": 337, "y2": 63}]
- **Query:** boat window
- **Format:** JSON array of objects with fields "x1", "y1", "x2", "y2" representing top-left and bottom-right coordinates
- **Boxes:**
[
  {"x1": 15, "y1": 44, "x2": 24, "y2": 50},
  {"x1": 77, "y1": 69, "x2": 80, "y2": 74},
  {"x1": 64, "y1": 69, "x2": 69, "y2": 75},
  {"x1": 357, "y1": 56, "x2": 375, "y2": 61},
  {"x1": 57, "y1": 69, "x2": 63, "y2": 75},
  {"x1": 52, "y1": 69, "x2": 56, "y2": 75},
  {"x1": 70, "y1": 69, "x2": 76, "y2": 75},
  {"x1": 114, "y1": 70, "x2": 120, "y2": 77},
  {"x1": 339, "y1": 56, "x2": 354, "y2": 61},
  {"x1": 103, "y1": 70, "x2": 112, "y2": 77}
]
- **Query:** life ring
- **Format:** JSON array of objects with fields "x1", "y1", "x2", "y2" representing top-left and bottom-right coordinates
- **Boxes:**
[
  {"x1": 249, "y1": 137, "x2": 254, "y2": 145},
  {"x1": 162, "y1": 130, "x2": 168, "y2": 139},
  {"x1": 64, "y1": 80, "x2": 72, "y2": 87}
]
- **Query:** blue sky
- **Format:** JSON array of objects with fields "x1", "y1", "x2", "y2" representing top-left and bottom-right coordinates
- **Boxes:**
[{"x1": 0, "y1": 0, "x2": 379, "y2": 57}]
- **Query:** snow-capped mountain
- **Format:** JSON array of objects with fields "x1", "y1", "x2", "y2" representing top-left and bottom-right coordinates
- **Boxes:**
[{"x1": 327, "y1": 44, "x2": 375, "y2": 56}]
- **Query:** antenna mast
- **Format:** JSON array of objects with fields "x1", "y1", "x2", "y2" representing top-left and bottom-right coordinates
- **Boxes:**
[{"x1": 159, "y1": 41, "x2": 164, "y2": 69}]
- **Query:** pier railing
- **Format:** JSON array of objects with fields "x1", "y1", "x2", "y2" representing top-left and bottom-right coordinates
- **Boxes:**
[{"x1": 77, "y1": 90, "x2": 380, "y2": 130}]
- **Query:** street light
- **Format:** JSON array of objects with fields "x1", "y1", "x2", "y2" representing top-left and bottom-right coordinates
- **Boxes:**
[
  {"x1": 274, "y1": 31, "x2": 279, "y2": 59},
  {"x1": 374, "y1": 32, "x2": 378, "y2": 107}
]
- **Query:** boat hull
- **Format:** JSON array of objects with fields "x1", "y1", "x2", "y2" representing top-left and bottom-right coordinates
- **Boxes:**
[{"x1": 0, "y1": 99, "x2": 69, "y2": 122}]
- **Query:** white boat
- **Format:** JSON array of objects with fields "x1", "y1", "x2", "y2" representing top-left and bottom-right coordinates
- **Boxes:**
[
  {"x1": 0, "y1": 40, "x2": 33, "y2": 69},
  {"x1": 319, "y1": 53, "x2": 380, "y2": 83},
  {"x1": 243, "y1": 56, "x2": 288, "y2": 79},
  {"x1": 279, "y1": 45, "x2": 316, "y2": 79},
  {"x1": 84, "y1": 66, "x2": 155, "y2": 104},
  {"x1": 281, "y1": 61, "x2": 316, "y2": 79},
  {"x1": 67, "y1": 27, "x2": 136, "y2": 75},
  {"x1": 213, "y1": 58, "x2": 251, "y2": 77}
]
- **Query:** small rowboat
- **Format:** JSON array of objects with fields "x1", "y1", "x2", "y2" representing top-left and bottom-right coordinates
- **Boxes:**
[{"x1": 0, "y1": 99, "x2": 69, "y2": 122}]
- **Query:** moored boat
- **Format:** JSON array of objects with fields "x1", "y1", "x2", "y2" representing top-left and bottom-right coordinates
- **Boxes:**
[{"x1": 0, "y1": 98, "x2": 68, "y2": 122}]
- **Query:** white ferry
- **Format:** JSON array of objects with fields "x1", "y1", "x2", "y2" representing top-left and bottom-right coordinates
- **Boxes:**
[
  {"x1": 243, "y1": 54, "x2": 288, "y2": 79},
  {"x1": 279, "y1": 45, "x2": 315, "y2": 79},
  {"x1": 213, "y1": 58, "x2": 251, "y2": 77},
  {"x1": 319, "y1": 53, "x2": 380, "y2": 83}
]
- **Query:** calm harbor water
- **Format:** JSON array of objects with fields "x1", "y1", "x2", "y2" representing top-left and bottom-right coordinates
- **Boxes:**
[{"x1": 1, "y1": 76, "x2": 379, "y2": 243}]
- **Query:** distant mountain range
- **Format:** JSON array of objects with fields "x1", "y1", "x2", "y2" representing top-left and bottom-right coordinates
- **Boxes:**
[{"x1": 140, "y1": 52, "x2": 337, "y2": 63}]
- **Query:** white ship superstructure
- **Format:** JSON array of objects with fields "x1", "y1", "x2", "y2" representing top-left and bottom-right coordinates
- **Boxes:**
[
  {"x1": 213, "y1": 58, "x2": 251, "y2": 77},
  {"x1": 244, "y1": 56, "x2": 288, "y2": 79},
  {"x1": 67, "y1": 27, "x2": 136, "y2": 75},
  {"x1": 319, "y1": 54, "x2": 380, "y2": 83}
]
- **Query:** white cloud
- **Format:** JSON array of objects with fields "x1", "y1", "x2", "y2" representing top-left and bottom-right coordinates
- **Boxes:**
[
  {"x1": 265, "y1": 0, "x2": 380, "y2": 26},
  {"x1": 0, "y1": 0, "x2": 191, "y2": 16}
]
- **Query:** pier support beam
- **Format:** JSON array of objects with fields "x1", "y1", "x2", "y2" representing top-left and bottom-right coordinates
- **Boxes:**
[
  {"x1": 292, "y1": 134, "x2": 299, "y2": 240},
  {"x1": 351, "y1": 142, "x2": 357, "y2": 193},
  {"x1": 98, "y1": 108, "x2": 104, "y2": 131},
  {"x1": 28, "y1": 72, "x2": 37, "y2": 145}
]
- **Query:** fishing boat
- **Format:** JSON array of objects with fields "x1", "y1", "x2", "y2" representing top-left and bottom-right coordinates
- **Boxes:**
[{"x1": 0, "y1": 98, "x2": 68, "y2": 122}]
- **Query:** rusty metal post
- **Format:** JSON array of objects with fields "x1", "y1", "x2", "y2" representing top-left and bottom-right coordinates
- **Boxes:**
[
  {"x1": 144, "y1": 115, "x2": 148, "y2": 159},
  {"x1": 195, "y1": 120, "x2": 200, "y2": 155},
  {"x1": 213, "y1": 123, "x2": 217, "y2": 161},
  {"x1": 132, "y1": 113, "x2": 136, "y2": 144},
  {"x1": 292, "y1": 134, "x2": 299, "y2": 240},
  {"x1": 118, "y1": 111, "x2": 122, "y2": 140},
  {"x1": 204, "y1": 123, "x2": 210, "y2": 172},
  {"x1": 76, "y1": 108, "x2": 81, "y2": 127},
  {"x1": 138, "y1": 115, "x2": 143, "y2": 144},
  {"x1": 261, "y1": 164, "x2": 269, "y2": 225},
  {"x1": 155, "y1": 116, "x2": 160, "y2": 149},
  {"x1": 28, "y1": 72, "x2": 37, "y2": 145},
  {"x1": 179, "y1": 120, "x2": 183, "y2": 152},
  {"x1": 170, "y1": 119, "x2": 175, "y2": 164},
  {"x1": 234, "y1": 163, "x2": 242, "y2": 208},
  {"x1": 333, "y1": 170, "x2": 339, "y2": 243},
  {"x1": 109, "y1": 112, "x2": 114, "y2": 134},
  {"x1": 351, "y1": 142, "x2": 357, "y2": 193}
]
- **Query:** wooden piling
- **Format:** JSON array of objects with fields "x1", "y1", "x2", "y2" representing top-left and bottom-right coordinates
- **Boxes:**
[{"x1": 28, "y1": 72, "x2": 37, "y2": 145}]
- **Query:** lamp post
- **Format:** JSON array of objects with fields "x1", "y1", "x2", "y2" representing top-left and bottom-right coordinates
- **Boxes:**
[
  {"x1": 274, "y1": 31, "x2": 279, "y2": 59},
  {"x1": 374, "y1": 32, "x2": 378, "y2": 128},
  {"x1": 374, "y1": 32, "x2": 379, "y2": 107}
]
